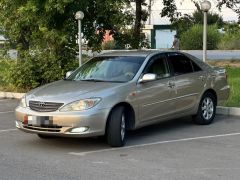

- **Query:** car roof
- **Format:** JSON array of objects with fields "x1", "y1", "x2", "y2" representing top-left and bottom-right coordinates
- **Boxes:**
[
  {"x1": 98, "y1": 50, "x2": 211, "y2": 70},
  {"x1": 98, "y1": 50, "x2": 168, "y2": 57}
]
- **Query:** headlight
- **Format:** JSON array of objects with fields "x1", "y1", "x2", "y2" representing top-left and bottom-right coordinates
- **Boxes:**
[
  {"x1": 19, "y1": 96, "x2": 27, "y2": 107},
  {"x1": 60, "y1": 98, "x2": 101, "y2": 112}
]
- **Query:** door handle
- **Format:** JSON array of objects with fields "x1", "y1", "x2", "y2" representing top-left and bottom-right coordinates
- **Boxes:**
[
  {"x1": 199, "y1": 76, "x2": 205, "y2": 81},
  {"x1": 168, "y1": 81, "x2": 175, "y2": 88}
]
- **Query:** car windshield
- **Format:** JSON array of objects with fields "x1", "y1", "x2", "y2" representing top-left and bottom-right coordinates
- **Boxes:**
[{"x1": 67, "y1": 56, "x2": 145, "y2": 82}]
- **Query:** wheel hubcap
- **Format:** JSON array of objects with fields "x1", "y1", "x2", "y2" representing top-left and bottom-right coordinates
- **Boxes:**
[
  {"x1": 120, "y1": 114, "x2": 126, "y2": 141},
  {"x1": 201, "y1": 97, "x2": 214, "y2": 120}
]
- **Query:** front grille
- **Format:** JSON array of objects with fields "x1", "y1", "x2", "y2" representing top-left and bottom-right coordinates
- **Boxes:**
[
  {"x1": 29, "y1": 101, "x2": 64, "y2": 112},
  {"x1": 24, "y1": 125, "x2": 62, "y2": 132}
]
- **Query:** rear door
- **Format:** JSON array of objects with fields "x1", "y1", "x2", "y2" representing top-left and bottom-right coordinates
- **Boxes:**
[{"x1": 167, "y1": 52, "x2": 206, "y2": 114}]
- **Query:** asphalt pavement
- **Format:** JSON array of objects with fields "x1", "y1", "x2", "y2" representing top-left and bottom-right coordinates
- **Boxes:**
[
  {"x1": 184, "y1": 50, "x2": 240, "y2": 60},
  {"x1": 1, "y1": 99, "x2": 240, "y2": 180}
]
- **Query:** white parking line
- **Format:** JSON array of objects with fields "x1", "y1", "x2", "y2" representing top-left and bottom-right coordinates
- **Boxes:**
[
  {"x1": 0, "y1": 111, "x2": 14, "y2": 114},
  {"x1": 69, "y1": 132, "x2": 240, "y2": 156},
  {"x1": 0, "y1": 99, "x2": 12, "y2": 102},
  {"x1": 0, "y1": 129, "x2": 17, "y2": 133}
]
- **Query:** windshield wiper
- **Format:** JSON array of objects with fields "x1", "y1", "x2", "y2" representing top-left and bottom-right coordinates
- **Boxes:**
[
  {"x1": 81, "y1": 79, "x2": 125, "y2": 83},
  {"x1": 81, "y1": 79, "x2": 106, "y2": 82}
]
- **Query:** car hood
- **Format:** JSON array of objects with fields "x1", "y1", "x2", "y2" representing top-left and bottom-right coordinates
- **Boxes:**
[{"x1": 26, "y1": 80, "x2": 122, "y2": 103}]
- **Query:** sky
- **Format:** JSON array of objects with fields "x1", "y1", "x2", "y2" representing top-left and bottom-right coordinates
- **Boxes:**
[{"x1": 147, "y1": 0, "x2": 238, "y2": 24}]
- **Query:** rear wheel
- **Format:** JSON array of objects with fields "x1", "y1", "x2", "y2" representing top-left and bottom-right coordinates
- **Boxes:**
[
  {"x1": 107, "y1": 106, "x2": 126, "y2": 147},
  {"x1": 193, "y1": 92, "x2": 216, "y2": 125}
]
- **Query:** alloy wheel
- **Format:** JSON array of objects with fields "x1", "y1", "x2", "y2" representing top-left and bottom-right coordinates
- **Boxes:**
[
  {"x1": 120, "y1": 114, "x2": 126, "y2": 141},
  {"x1": 201, "y1": 97, "x2": 214, "y2": 120}
]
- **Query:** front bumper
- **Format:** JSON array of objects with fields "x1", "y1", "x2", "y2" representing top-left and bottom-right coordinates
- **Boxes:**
[{"x1": 15, "y1": 106, "x2": 110, "y2": 137}]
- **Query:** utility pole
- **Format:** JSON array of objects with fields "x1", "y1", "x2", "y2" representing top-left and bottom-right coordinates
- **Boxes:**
[{"x1": 201, "y1": 1, "x2": 211, "y2": 62}]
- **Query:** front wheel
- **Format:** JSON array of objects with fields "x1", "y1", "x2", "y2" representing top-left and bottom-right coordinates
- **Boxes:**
[
  {"x1": 193, "y1": 92, "x2": 216, "y2": 125},
  {"x1": 106, "y1": 106, "x2": 126, "y2": 147}
]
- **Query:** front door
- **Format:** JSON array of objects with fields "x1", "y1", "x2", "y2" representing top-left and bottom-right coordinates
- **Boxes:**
[{"x1": 137, "y1": 54, "x2": 176, "y2": 123}]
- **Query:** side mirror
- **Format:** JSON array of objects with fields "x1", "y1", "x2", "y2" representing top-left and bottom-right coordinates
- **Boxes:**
[
  {"x1": 66, "y1": 71, "x2": 73, "y2": 78},
  {"x1": 139, "y1": 73, "x2": 157, "y2": 83}
]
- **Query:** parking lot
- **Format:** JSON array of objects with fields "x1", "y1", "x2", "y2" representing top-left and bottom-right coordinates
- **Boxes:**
[{"x1": 1, "y1": 98, "x2": 240, "y2": 180}]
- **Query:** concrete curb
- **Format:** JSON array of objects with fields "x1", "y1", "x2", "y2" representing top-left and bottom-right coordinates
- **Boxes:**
[
  {"x1": 0, "y1": 91, "x2": 25, "y2": 99},
  {"x1": 0, "y1": 91, "x2": 239, "y2": 116},
  {"x1": 217, "y1": 106, "x2": 240, "y2": 117}
]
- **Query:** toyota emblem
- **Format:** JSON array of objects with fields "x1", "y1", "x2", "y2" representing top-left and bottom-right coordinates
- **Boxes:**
[{"x1": 38, "y1": 102, "x2": 46, "y2": 107}]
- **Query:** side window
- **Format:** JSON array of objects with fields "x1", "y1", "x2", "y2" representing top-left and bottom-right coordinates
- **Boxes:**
[
  {"x1": 191, "y1": 61, "x2": 202, "y2": 72},
  {"x1": 145, "y1": 55, "x2": 170, "y2": 79},
  {"x1": 168, "y1": 54, "x2": 193, "y2": 75}
]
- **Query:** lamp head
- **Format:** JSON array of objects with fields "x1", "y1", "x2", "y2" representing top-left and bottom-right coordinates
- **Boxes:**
[
  {"x1": 201, "y1": 0, "x2": 211, "y2": 12},
  {"x1": 75, "y1": 11, "x2": 84, "y2": 20}
]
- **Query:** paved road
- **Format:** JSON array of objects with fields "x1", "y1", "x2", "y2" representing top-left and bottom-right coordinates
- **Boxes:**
[
  {"x1": 1, "y1": 99, "x2": 240, "y2": 180},
  {"x1": 183, "y1": 50, "x2": 240, "y2": 60}
]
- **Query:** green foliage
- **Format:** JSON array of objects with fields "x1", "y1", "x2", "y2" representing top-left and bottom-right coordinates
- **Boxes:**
[
  {"x1": 161, "y1": 0, "x2": 180, "y2": 22},
  {"x1": 192, "y1": 11, "x2": 224, "y2": 27},
  {"x1": 218, "y1": 34, "x2": 240, "y2": 50},
  {"x1": 218, "y1": 24, "x2": 240, "y2": 50},
  {"x1": 102, "y1": 41, "x2": 116, "y2": 50},
  {"x1": 225, "y1": 67, "x2": 240, "y2": 107},
  {"x1": 0, "y1": 59, "x2": 12, "y2": 90},
  {"x1": 0, "y1": 0, "x2": 135, "y2": 91},
  {"x1": 172, "y1": 10, "x2": 224, "y2": 36},
  {"x1": 5, "y1": 52, "x2": 78, "y2": 91},
  {"x1": 160, "y1": 0, "x2": 239, "y2": 24},
  {"x1": 217, "y1": 0, "x2": 240, "y2": 22},
  {"x1": 0, "y1": 0, "x2": 134, "y2": 52},
  {"x1": 180, "y1": 25, "x2": 221, "y2": 50}
]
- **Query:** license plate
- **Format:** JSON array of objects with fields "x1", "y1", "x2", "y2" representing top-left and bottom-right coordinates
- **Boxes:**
[{"x1": 26, "y1": 116, "x2": 53, "y2": 126}]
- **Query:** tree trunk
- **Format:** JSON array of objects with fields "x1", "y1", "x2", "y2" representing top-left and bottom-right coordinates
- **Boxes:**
[{"x1": 132, "y1": 0, "x2": 142, "y2": 49}]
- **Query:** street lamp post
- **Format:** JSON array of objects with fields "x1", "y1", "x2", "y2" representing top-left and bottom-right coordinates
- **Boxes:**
[
  {"x1": 201, "y1": 0, "x2": 211, "y2": 62},
  {"x1": 75, "y1": 11, "x2": 84, "y2": 67}
]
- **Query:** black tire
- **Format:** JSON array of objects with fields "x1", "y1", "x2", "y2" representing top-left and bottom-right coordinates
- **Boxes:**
[
  {"x1": 37, "y1": 134, "x2": 55, "y2": 139},
  {"x1": 193, "y1": 92, "x2": 216, "y2": 125},
  {"x1": 107, "y1": 106, "x2": 126, "y2": 147}
]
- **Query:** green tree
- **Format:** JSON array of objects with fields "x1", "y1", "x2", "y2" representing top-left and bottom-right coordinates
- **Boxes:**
[
  {"x1": 0, "y1": 0, "x2": 133, "y2": 53},
  {"x1": 0, "y1": 0, "x2": 134, "y2": 89},
  {"x1": 161, "y1": 0, "x2": 240, "y2": 23},
  {"x1": 173, "y1": 10, "x2": 224, "y2": 35},
  {"x1": 217, "y1": 0, "x2": 240, "y2": 22},
  {"x1": 218, "y1": 23, "x2": 240, "y2": 50},
  {"x1": 180, "y1": 24, "x2": 221, "y2": 50}
]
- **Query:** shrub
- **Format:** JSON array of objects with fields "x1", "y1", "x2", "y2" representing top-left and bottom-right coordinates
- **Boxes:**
[
  {"x1": 0, "y1": 60, "x2": 13, "y2": 89},
  {"x1": 217, "y1": 33, "x2": 240, "y2": 50},
  {"x1": 4, "y1": 51, "x2": 79, "y2": 91},
  {"x1": 102, "y1": 40, "x2": 116, "y2": 50},
  {"x1": 180, "y1": 24, "x2": 221, "y2": 50}
]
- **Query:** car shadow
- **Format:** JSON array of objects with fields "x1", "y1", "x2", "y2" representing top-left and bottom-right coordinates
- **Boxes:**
[{"x1": 18, "y1": 115, "x2": 226, "y2": 153}]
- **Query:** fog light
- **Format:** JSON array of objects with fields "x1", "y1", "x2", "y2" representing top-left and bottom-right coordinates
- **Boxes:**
[{"x1": 70, "y1": 127, "x2": 89, "y2": 133}]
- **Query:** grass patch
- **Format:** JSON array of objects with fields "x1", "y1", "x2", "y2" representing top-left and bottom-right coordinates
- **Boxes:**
[
  {"x1": 225, "y1": 67, "x2": 240, "y2": 107},
  {"x1": 207, "y1": 60, "x2": 240, "y2": 107}
]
